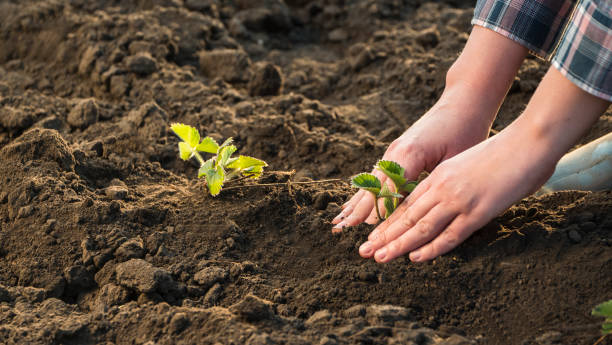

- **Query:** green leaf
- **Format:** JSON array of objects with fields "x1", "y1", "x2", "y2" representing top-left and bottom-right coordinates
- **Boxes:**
[
  {"x1": 242, "y1": 165, "x2": 265, "y2": 179},
  {"x1": 400, "y1": 181, "x2": 418, "y2": 193},
  {"x1": 197, "y1": 158, "x2": 215, "y2": 178},
  {"x1": 205, "y1": 166, "x2": 225, "y2": 196},
  {"x1": 217, "y1": 145, "x2": 237, "y2": 167},
  {"x1": 226, "y1": 157, "x2": 239, "y2": 166},
  {"x1": 227, "y1": 155, "x2": 268, "y2": 170},
  {"x1": 178, "y1": 142, "x2": 193, "y2": 161},
  {"x1": 593, "y1": 300, "x2": 612, "y2": 318},
  {"x1": 219, "y1": 137, "x2": 234, "y2": 152},
  {"x1": 171, "y1": 123, "x2": 200, "y2": 148},
  {"x1": 351, "y1": 173, "x2": 381, "y2": 195},
  {"x1": 593, "y1": 300, "x2": 612, "y2": 335},
  {"x1": 384, "y1": 195, "x2": 395, "y2": 219},
  {"x1": 196, "y1": 137, "x2": 219, "y2": 154},
  {"x1": 378, "y1": 183, "x2": 404, "y2": 199},
  {"x1": 376, "y1": 160, "x2": 407, "y2": 190}
]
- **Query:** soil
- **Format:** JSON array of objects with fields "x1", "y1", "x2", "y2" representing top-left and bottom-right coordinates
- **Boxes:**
[{"x1": 0, "y1": 1, "x2": 611, "y2": 345}]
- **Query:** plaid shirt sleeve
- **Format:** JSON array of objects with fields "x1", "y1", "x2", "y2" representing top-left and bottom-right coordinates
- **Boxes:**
[
  {"x1": 472, "y1": 0, "x2": 612, "y2": 102},
  {"x1": 552, "y1": 0, "x2": 612, "y2": 102}
]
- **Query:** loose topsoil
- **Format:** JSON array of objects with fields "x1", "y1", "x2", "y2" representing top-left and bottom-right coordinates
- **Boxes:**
[{"x1": 0, "y1": 1, "x2": 611, "y2": 344}]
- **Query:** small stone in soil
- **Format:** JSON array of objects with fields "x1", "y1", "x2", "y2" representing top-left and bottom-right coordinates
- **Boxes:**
[
  {"x1": 415, "y1": 27, "x2": 440, "y2": 49},
  {"x1": 199, "y1": 49, "x2": 251, "y2": 83},
  {"x1": 203, "y1": 283, "x2": 223, "y2": 306},
  {"x1": 248, "y1": 62, "x2": 283, "y2": 97},
  {"x1": 229, "y1": 294, "x2": 275, "y2": 322},
  {"x1": 115, "y1": 259, "x2": 175, "y2": 294},
  {"x1": 366, "y1": 305, "x2": 413, "y2": 326},
  {"x1": 169, "y1": 312, "x2": 190, "y2": 334},
  {"x1": 126, "y1": 52, "x2": 158, "y2": 76},
  {"x1": 105, "y1": 185, "x2": 128, "y2": 200},
  {"x1": 580, "y1": 221, "x2": 597, "y2": 231},
  {"x1": 342, "y1": 304, "x2": 366, "y2": 318},
  {"x1": 567, "y1": 229, "x2": 582, "y2": 243},
  {"x1": 114, "y1": 237, "x2": 145, "y2": 261},
  {"x1": 194, "y1": 266, "x2": 229, "y2": 289},
  {"x1": 67, "y1": 98, "x2": 99, "y2": 129},
  {"x1": 305, "y1": 309, "x2": 332, "y2": 326},
  {"x1": 63, "y1": 265, "x2": 95, "y2": 289}
]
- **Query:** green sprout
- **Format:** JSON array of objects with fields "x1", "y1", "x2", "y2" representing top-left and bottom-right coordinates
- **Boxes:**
[
  {"x1": 170, "y1": 123, "x2": 267, "y2": 196},
  {"x1": 351, "y1": 160, "x2": 418, "y2": 220},
  {"x1": 592, "y1": 299, "x2": 612, "y2": 337}
]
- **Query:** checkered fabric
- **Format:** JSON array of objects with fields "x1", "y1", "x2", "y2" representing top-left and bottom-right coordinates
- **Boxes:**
[{"x1": 472, "y1": 0, "x2": 612, "y2": 102}]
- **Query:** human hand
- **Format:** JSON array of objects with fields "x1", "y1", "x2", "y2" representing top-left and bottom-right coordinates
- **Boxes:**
[{"x1": 358, "y1": 66, "x2": 609, "y2": 263}]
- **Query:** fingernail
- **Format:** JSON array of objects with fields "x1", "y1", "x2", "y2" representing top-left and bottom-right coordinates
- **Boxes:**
[
  {"x1": 332, "y1": 221, "x2": 346, "y2": 230},
  {"x1": 375, "y1": 247, "x2": 388, "y2": 262},
  {"x1": 410, "y1": 250, "x2": 421, "y2": 262},
  {"x1": 333, "y1": 205, "x2": 352, "y2": 222},
  {"x1": 360, "y1": 241, "x2": 373, "y2": 256}
]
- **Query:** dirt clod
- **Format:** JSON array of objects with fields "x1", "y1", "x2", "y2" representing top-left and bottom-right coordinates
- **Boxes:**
[
  {"x1": 249, "y1": 62, "x2": 283, "y2": 97},
  {"x1": 115, "y1": 259, "x2": 175, "y2": 295}
]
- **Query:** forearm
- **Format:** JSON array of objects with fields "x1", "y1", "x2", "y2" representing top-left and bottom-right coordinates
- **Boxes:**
[
  {"x1": 440, "y1": 26, "x2": 529, "y2": 124},
  {"x1": 510, "y1": 67, "x2": 609, "y2": 166}
]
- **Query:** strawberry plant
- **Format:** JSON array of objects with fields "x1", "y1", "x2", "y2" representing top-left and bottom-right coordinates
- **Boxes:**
[
  {"x1": 592, "y1": 299, "x2": 612, "y2": 338},
  {"x1": 170, "y1": 123, "x2": 267, "y2": 196},
  {"x1": 351, "y1": 160, "x2": 418, "y2": 220}
]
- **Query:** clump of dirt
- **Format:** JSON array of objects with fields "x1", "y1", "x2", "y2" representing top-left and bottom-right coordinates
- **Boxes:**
[{"x1": 0, "y1": 1, "x2": 611, "y2": 344}]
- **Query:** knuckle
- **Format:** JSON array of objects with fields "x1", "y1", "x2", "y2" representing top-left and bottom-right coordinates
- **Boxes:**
[
  {"x1": 415, "y1": 220, "x2": 433, "y2": 237},
  {"x1": 441, "y1": 231, "x2": 460, "y2": 248},
  {"x1": 375, "y1": 229, "x2": 389, "y2": 245},
  {"x1": 388, "y1": 138, "x2": 423, "y2": 157},
  {"x1": 399, "y1": 213, "x2": 417, "y2": 229},
  {"x1": 389, "y1": 240, "x2": 403, "y2": 255}
]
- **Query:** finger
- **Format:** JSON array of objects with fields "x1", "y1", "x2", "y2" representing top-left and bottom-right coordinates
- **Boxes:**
[
  {"x1": 332, "y1": 190, "x2": 375, "y2": 232},
  {"x1": 332, "y1": 190, "x2": 364, "y2": 224},
  {"x1": 367, "y1": 180, "x2": 432, "y2": 241},
  {"x1": 343, "y1": 169, "x2": 387, "y2": 226},
  {"x1": 342, "y1": 191, "x2": 377, "y2": 226},
  {"x1": 360, "y1": 193, "x2": 438, "y2": 258},
  {"x1": 372, "y1": 204, "x2": 458, "y2": 263},
  {"x1": 409, "y1": 213, "x2": 483, "y2": 262}
]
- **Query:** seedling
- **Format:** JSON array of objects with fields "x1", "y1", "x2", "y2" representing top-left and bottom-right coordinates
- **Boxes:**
[
  {"x1": 351, "y1": 160, "x2": 418, "y2": 220},
  {"x1": 170, "y1": 123, "x2": 267, "y2": 196},
  {"x1": 592, "y1": 299, "x2": 612, "y2": 338}
]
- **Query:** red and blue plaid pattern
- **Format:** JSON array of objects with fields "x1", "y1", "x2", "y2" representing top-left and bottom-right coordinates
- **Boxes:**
[
  {"x1": 552, "y1": 0, "x2": 612, "y2": 101},
  {"x1": 473, "y1": 0, "x2": 612, "y2": 101}
]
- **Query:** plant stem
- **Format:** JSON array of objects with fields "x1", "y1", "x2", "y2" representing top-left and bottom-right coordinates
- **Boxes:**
[
  {"x1": 593, "y1": 334, "x2": 607, "y2": 345},
  {"x1": 193, "y1": 152, "x2": 205, "y2": 166},
  {"x1": 225, "y1": 169, "x2": 240, "y2": 180},
  {"x1": 374, "y1": 197, "x2": 383, "y2": 221},
  {"x1": 221, "y1": 179, "x2": 342, "y2": 191}
]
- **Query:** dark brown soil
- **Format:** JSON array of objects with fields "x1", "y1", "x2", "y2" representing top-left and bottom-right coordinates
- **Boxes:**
[{"x1": 0, "y1": 1, "x2": 611, "y2": 345}]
